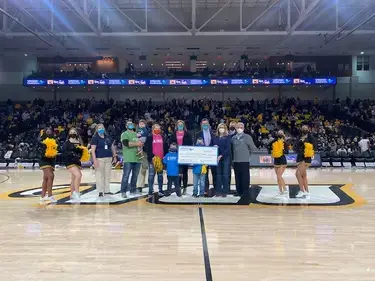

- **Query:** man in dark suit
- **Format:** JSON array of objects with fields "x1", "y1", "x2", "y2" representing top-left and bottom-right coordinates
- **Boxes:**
[{"x1": 195, "y1": 118, "x2": 216, "y2": 196}]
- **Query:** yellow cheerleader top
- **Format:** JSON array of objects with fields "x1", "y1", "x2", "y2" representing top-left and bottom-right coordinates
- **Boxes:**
[{"x1": 272, "y1": 139, "x2": 284, "y2": 158}]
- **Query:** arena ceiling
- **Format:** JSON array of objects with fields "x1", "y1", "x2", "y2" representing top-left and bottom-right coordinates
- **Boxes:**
[{"x1": 0, "y1": 0, "x2": 375, "y2": 59}]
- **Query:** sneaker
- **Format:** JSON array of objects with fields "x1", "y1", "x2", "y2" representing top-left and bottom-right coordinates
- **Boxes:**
[
  {"x1": 182, "y1": 188, "x2": 187, "y2": 195},
  {"x1": 72, "y1": 191, "x2": 80, "y2": 201},
  {"x1": 295, "y1": 191, "x2": 305, "y2": 198},
  {"x1": 222, "y1": 194, "x2": 227, "y2": 198},
  {"x1": 49, "y1": 196, "x2": 57, "y2": 203},
  {"x1": 158, "y1": 192, "x2": 164, "y2": 197},
  {"x1": 192, "y1": 194, "x2": 198, "y2": 198},
  {"x1": 121, "y1": 192, "x2": 127, "y2": 198},
  {"x1": 39, "y1": 197, "x2": 46, "y2": 204},
  {"x1": 304, "y1": 192, "x2": 310, "y2": 199},
  {"x1": 99, "y1": 192, "x2": 104, "y2": 197}
]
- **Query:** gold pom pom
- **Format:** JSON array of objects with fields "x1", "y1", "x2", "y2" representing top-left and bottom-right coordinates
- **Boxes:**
[
  {"x1": 272, "y1": 139, "x2": 284, "y2": 158},
  {"x1": 152, "y1": 156, "x2": 163, "y2": 173},
  {"x1": 77, "y1": 145, "x2": 90, "y2": 162},
  {"x1": 201, "y1": 165, "x2": 207, "y2": 174},
  {"x1": 304, "y1": 142, "x2": 314, "y2": 158},
  {"x1": 42, "y1": 138, "x2": 58, "y2": 158}
]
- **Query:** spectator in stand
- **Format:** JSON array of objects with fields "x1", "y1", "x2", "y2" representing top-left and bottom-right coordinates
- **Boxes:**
[
  {"x1": 169, "y1": 120, "x2": 193, "y2": 195},
  {"x1": 358, "y1": 135, "x2": 370, "y2": 154},
  {"x1": 120, "y1": 121, "x2": 142, "y2": 198}
]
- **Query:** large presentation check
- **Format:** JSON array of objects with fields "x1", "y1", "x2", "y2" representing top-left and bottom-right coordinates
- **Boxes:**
[{"x1": 178, "y1": 146, "x2": 218, "y2": 166}]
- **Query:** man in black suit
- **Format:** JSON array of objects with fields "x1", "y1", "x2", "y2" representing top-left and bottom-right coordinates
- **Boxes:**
[{"x1": 195, "y1": 118, "x2": 216, "y2": 196}]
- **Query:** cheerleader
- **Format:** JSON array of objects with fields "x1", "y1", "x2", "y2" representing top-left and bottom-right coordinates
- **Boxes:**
[
  {"x1": 63, "y1": 128, "x2": 87, "y2": 201},
  {"x1": 295, "y1": 125, "x2": 316, "y2": 199},
  {"x1": 269, "y1": 130, "x2": 289, "y2": 198},
  {"x1": 39, "y1": 128, "x2": 58, "y2": 204}
]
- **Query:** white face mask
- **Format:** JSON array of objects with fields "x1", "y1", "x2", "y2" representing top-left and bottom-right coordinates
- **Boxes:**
[
  {"x1": 219, "y1": 128, "x2": 225, "y2": 134},
  {"x1": 237, "y1": 128, "x2": 244, "y2": 134}
]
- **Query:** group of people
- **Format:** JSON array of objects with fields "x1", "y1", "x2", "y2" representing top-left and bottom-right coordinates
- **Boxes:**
[{"x1": 38, "y1": 116, "x2": 317, "y2": 203}]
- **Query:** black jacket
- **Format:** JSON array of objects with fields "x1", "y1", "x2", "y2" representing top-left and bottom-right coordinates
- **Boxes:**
[
  {"x1": 169, "y1": 131, "x2": 193, "y2": 146},
  {"x1": 195, "y1": 130, "x2": 215, "y2": 146},
  {"x1": 144, "y1": 134, "x2": 169, "y2": 163}
]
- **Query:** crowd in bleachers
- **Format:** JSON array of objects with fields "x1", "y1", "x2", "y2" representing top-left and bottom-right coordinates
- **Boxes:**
[{"x1": 1, "y1": 96, "x2": 375, "y2": 164}]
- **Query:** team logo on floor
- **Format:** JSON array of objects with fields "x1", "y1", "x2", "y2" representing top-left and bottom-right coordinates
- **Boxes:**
[{"x1": 1, "y1": 183, "x2": 365, "y2": 207}]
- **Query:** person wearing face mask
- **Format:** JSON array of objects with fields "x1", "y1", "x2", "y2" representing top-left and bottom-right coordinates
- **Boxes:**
[
  {"x1": 163, "y1": 142, "x2": 182, "y2": 197},
  {"x1": 294, "y1": 125, "x2": 317, "y2": 199},
  {"x1": 212, "y1": 124, "x2": 232, "y2": 197},
  {"x1": 91, "y1": 124, "x2": 117, "y2": 197},
  {"x1": 195, "y1": 118, "x2": 216, "y2": 196},
  {"x1": 120, "y1": 121, "x2": 143, "y2": 198},
  {"x1": 231, "y1": 122, "x2": 258, "y2": 197},
  {"x1": 136, "y1": 120, "x2": 150, "y2": 193},
  {"x1": 228, "y1": 121, "x2": 237, "y2": 138},
  {"x1": 144, "y1": 124, "x2": 169, "y2": 196},
  {"x1": 63, "y1": 128, "x2": 84, "y2": 201},
  {"x1": 269, "y1": 130, "x2": 289, "y2": 198},
  {"x1": 169, "y1": 120, "x2": 193, "y2": 195},
  {"x1": 38, "y1": 128, "x2": 57, "y2": 204}
]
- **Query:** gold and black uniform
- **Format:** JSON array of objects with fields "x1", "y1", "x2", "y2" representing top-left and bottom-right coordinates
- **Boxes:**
[
  {"x1": 295, "y1": 134, "x2": 317, "y2": 164},
  {"x1": 63, "y1": 140, "x2": 83, "y2": 169},
  {"x1": 269, "y1": 138, "x2": 288, "y2": 167}
]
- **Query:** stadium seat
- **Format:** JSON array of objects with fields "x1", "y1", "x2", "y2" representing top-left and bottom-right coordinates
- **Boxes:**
[
  {"x1": 330, "y1": 151, "x2": 342, "y2": 167},
  {"x1": 320, "y1": 151, "x2": 331, "y2": 167},
  {"x1": 339, "y1": 151, "x2": 352, "y2": 168},
  {"x1": 363, "y1": 151, "x2": 375, "y2": 168},
  {"x1": 353, "y1": 151, "x2": 365, "y2": 167}
]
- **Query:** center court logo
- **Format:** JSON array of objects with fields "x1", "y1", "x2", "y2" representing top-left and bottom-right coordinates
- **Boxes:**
[{"x1": 1, "y1": 183, "x2": 366, "y2": 207}]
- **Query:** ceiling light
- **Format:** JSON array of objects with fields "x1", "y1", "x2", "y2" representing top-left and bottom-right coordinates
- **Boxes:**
[
  {"x1": 24, "y1": 53, "x2": 27, "y2": 57},
  {"x1": 361, "y1": 52, "x2": 364, "y2": 55}
]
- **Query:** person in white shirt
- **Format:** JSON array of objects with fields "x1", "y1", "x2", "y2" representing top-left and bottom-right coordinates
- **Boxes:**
[{"x1": 358, "y1": 136, "x2": 370, "y2": 153}]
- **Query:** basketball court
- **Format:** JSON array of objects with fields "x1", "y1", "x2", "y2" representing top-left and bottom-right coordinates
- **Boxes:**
[{"x1": 0, "y1": 168, "x2": 373, "y2": 281}]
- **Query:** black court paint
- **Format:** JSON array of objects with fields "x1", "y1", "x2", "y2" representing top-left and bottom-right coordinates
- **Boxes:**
[
  {"x1": 199, "y1": 207, "x2": 213, "y2": 281},
  {"x1": 0, "y1": 173, "x2": 10, "y2": 184}
]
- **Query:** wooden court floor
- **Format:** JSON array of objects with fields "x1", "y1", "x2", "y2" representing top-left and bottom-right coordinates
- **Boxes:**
[{"x1": 0, "y1": 168, "x2": 374, "y2": 281}]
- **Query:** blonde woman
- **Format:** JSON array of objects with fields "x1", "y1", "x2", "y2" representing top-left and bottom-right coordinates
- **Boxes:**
[
  {"x1": 212, "y1": 124, "x2": 231, "y2": 197},
  {"x1": 91, "y1": 124, "x2": 117, "y2": 197}
]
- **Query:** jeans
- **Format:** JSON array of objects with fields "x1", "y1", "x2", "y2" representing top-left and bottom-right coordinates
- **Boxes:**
[
  {"x1": 167, "y1": 176, "x2": 181, "y2": 196},
  {"x1": 120, "y1": 162, "x2": 141, "y2": 193},
  {"x1": 216, "y1": 156, "x2": 230, "y2": 195},
  {"x1": 193, "y1": 173, "x2": 206, "y2": 196},
  {"x1": 148, "y1": 162, "x2": 163, "y2": 194}
]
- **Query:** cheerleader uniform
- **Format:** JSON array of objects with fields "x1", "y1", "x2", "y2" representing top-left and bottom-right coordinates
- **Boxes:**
[
  {"x1": 295, "y1": 134, "x2": 317, "y2": 165},
  {"x1": 38, "y1": 136, "x2": 57, "y2": 170},
  {"x1": 63, "y1": 140, "x2": 82, "y2": 169},
  {"x1": 269, "y1": 138, "x2": 288, "y2": 167}
]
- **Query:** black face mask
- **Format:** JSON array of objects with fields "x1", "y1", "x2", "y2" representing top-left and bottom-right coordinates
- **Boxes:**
[
  {"x1": 230, "y1": 126, "x2": 235, "y2": 131},
  {"x1": 302, "y1": 130, "x2": 309, "y2": 134},
  {"x1": 69, "y1": 134, "x2": 78, "y2": 139}
]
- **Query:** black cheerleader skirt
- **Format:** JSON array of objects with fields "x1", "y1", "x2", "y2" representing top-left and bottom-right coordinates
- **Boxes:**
[
  {"x1": 274, "y1": 155, "x2": 287, "y2": 167},
  {"x1": 39, "y1": 157, "x2": 56, "y2": 170},
  {"x1": 296, "y1": 154, "x2": 312, "y2": 165}
]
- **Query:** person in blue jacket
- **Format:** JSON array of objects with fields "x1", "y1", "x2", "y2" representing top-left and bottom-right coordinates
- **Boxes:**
[
  {"x1": 192, "y1": 138, "x2": 207, "y2": 197},
  {"x1": 163, "y1": 142, "x2": 182, "y2": 197},
  {"x1": 212, "y1": 123, "x2": 232, "y2": 197}
]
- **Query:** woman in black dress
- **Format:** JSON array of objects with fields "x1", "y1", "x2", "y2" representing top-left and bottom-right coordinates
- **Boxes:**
[
  {"x1": 39, "y1": 128, "x2": 57, "y2": 204},
  {"x1": 269, "y1": 130, "x2": 288, "y2": 198},
  {"x1": 63, "y1": 128, "x2": 83, "y2": 201},
  {"x1": 295, "y1": 125, "x2": 317, "y2": 199}
]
